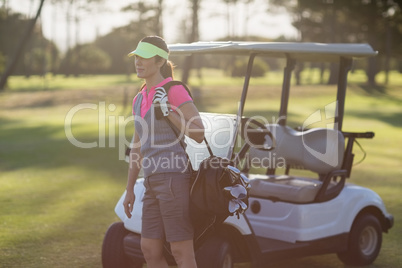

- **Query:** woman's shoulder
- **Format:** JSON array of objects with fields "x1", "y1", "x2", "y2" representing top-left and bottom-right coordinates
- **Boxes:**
[
  {"x1": 163, "y1": 80, "x2": 189, "y2": 94},
  {"x1": 132, "y1": 89, "x2": 145, "y2": 108},
  {"x1": 133, "y1": 92, "x2": 140, "y2": 102},
  {"x1": 168, "y1": 82, "x2": 191, "y2": 98},
  {"x1": 169, "y1": 83, "x2": 186, "y2": 92},
  {"x1": 167, "y1": 81, "x2": 193, "y2": 108}
]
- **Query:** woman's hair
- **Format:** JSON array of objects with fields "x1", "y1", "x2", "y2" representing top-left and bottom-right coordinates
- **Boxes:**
[{"x1": 141, "y1": 36, "x2": 174, "y2": 79}]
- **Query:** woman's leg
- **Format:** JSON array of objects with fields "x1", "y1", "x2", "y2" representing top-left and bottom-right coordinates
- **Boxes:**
[
  {"x1": 170, "y1": 239, "x2": 197, "y2": 268},
  {"x1": 141, "y1": 237, "x2": 168, "y2": 268}
]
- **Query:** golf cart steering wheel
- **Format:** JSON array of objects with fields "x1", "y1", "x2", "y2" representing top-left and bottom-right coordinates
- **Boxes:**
[
  {"x1": 241, "y1": 117, "x2": 276, "y2": 151},
  {"x1": 234, "y1": 118, "x2": 276, "y2": 168}
]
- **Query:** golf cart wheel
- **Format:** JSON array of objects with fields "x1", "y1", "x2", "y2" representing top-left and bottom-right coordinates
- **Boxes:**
[
  {"x1": 102, "y1": 222, "x2": 143, "y2": 268},
  {"x1": 337, "y1": 213, "x2": 382, "y2": 266},
  {"x1": 196, "y1": 236, "x2": 233, "y2": 268}
]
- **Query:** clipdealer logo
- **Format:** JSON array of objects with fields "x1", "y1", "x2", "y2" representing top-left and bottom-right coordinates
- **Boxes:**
[
  {"x1": 301, "y1": 101, "x2": 342, "y2": 167},
  {"x1": 63, "y1": 102, "x2": 239, "y2": 162},
  {"x1": 64, "y1": 102, "x2": 134, "y2": 160},
  {"x1": 64, "y1": 101, "x2": 343, "y2": 168}
]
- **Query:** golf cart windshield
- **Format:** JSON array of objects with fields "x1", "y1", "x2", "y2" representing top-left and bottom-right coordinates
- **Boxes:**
[
  {"x1": 185, "y1": 112, "x2": 237, "y2": 170},
  {"x1": 169, "y1": 41, "x2": 377, "y2": 175},
  {"x1": 170, "y1": 41, "x2": 376, "y2": 133}
]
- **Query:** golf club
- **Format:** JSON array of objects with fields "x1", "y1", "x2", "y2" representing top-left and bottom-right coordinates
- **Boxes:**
[
  {"x1": 224, "y1": 184, "x2": 247, "y2": 199},
  {"x1": 228, "y1": 199, "x2": 240, "y2": 214}
]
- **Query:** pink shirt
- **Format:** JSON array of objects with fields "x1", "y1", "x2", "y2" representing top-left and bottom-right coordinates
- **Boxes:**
[{"x1": 132, "y1": 77, "x2": 193, "y2": 118}]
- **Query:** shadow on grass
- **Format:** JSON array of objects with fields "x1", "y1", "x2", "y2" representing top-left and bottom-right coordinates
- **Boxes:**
[
  {"x1": 358, "y1": 83, "x2": 388, "y2": 94},
  {"x1": 0, "y1": 116, "x2": 128, "y2": 266},
  {"x1": 6, "y1": 75, "x2": 139, "y2": 92},
  {"x1": 0, "y1": 172, "x2": 121, "y2": 267},
  {"x1": 0, "y1": 116, "x2": 128, "y2": 179},
  {"x1": 347, "y1": 110, "x2": 402, "y2": 128},
  {"x1": 349, "y1": 83, "x2": 402, "y2": 104},
  {"x1": 1, "y1": 87, "x2": 135, "y2": 111}
]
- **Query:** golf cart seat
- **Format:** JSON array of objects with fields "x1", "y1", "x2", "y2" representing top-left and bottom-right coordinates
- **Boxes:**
[{"x1": 247, "y1": 124, "x2": 347, "y2": 203}]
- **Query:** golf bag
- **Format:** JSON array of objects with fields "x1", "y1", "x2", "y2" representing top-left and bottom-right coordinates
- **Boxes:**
[
  {"x1": 158, "y1": 81, "x2": 250, "y2": 249},
  {"x1": 190, "y1": 156, "x2": 237, "y2": 248}
]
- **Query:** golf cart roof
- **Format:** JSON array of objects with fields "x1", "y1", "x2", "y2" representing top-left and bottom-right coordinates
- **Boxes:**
[{"x1": 168, "y1": 41, "x2": 377, "y2": 62}]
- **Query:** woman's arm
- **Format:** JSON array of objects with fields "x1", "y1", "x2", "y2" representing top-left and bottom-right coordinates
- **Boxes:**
[
  {"x1": 167, "y1": 102, "x2": 205, "y2": 143},
  {"x1": 123, "y1": 131, "x2": 142, "y2": 218}
]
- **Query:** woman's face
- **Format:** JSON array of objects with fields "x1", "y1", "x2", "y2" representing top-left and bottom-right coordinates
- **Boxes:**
[{"x1": 135, "y1": 55, "x2": 162, "y2": 79}]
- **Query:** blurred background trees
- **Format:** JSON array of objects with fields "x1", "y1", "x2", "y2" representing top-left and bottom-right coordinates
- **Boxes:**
[
  {"x1": 1, "y1": 0, "x2": 402, "y2": 90},
  {"x1": 270, "y1": 0, "x2": 402, "y2": 85}
]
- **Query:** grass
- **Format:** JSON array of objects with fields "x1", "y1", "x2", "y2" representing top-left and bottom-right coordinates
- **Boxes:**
[
  {"x1": 6, "y1": 74, "x2": 141, "y2": 91},
  {"x1": 0, "y1": 69, "x2": 401, "y2": 267}
]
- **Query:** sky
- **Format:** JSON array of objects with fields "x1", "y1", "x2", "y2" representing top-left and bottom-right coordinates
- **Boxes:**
[{"x1": 7, "y1": 0, "x2": 298, "y2": 52}]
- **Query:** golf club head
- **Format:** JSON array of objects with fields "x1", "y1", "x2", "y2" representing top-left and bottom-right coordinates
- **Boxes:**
[
  {"x1": 230, "y1": 184, "x2": 248, "y2": 199},
  {"x1": 240, "y1": 173, "x2": 250, "y2": 187},
  {"x1": 224, "y1": 186, "x2": 232, "y2": 192},
  {"x1": 235, "y1": 199, "x2": 248, "y2": 212},
  {"x1": 227, "y1": 165, "x2": 241, "y2": 184},
  {"x1": 228, "y1": 199, "x2": 240, "y2": 214},
  {"x1": 227, "y1": 165, "x2": 241, "y2": 175}
]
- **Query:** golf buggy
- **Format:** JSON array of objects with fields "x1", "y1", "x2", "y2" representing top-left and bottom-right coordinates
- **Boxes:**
[{"x1": 102, "y1": 42, "x2": 394, "y2": 267}]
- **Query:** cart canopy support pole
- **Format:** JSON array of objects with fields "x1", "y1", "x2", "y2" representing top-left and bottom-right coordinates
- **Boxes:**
[
  {"x1": 279, "y1": 57, "x2": 296, "y2": 126},
  {"x1": 335, "y1": 57, "x2": 353, "y2": 131},
  {"x1": 229, "y1": 53, "x2": 256, "y2": 159}
]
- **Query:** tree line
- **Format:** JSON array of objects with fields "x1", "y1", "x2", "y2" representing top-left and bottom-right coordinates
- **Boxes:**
[{"x1": 1, "y1": 0, "x2": 402, "y2": 90}]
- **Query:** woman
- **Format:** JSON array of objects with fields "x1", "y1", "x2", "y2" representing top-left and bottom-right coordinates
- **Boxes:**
[{"x1": 123, "y1": 36, "x2": 204, "y2": 268}]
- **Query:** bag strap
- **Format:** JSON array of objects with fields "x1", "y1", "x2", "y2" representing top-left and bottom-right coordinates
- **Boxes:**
[
  {"x1": 163, "y1": 80, "x2": 193, "y2": 98},
  {"x1": 160, "y1": 80, "x2": 214, "y2": 157},
  {"x1": 165, "y1": 115, "x2": 214, "y2": 157}
]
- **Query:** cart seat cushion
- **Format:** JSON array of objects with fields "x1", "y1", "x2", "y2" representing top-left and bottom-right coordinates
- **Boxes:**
[
  {"x1": 248, "y1": 124, "x2": 345, "y2": 175},
  {"x1": 249, "y1": 175, "x2": 333, "y2": 203}
]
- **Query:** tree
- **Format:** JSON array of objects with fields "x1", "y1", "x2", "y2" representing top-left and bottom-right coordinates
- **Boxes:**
[
  {"x1": 94, "y1": 22, "x2": 151, "y2": 74},
  {"x1": 54, "y1": 0, "x2": 105, "y2": 76},
  {"x1": 122, "y1": 0, "x2": 164, "y2": 36},
  {"x1": 59, "y1": 44, "x2": 111, "y2": 74},
  {"x1": 0, "y1": 0, "x2": 45, "y2": 90},
  {"x1": 0, "y1": 6, "x2": 60, "y2": 77},
  {"x1": 181, "y1": 0, "x2": 200, "y2": 84},
  {"x1": 0, "y1": 52, "x2": 5, "y2": 73},
  {"x1": 269, "y1": 0, "x2": 402, "y2": 86},
  {"x1": 231, "y1": 57, "x2": 269, "y2": 77}
]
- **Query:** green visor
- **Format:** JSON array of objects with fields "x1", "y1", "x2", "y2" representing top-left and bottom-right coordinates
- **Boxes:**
[{"x1": 128, "y1": 42, "x2": 169, "y2": 60}]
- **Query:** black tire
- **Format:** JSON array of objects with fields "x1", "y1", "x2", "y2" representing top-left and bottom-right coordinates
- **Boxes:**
[
  {"x1": 337, "y1": 214, "x2": 382, "y2": 266},
  {"x1": 101, "y1": 222, "x2": 143, "y2": 268},
  {"x1": 196, "y1": 236, "x2": 233, "y2": 268}
]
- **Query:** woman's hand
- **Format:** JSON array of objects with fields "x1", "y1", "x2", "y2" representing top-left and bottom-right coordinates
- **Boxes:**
[
  {"x1": 123, "y1": 190, "x2": 136, "y2": 218},
  {"x1": 153, "y1": 87, "x2": 171, "y2": 118},
  {"x1": 124, "y1": 134, "x2": 141, "y2": 219}
]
